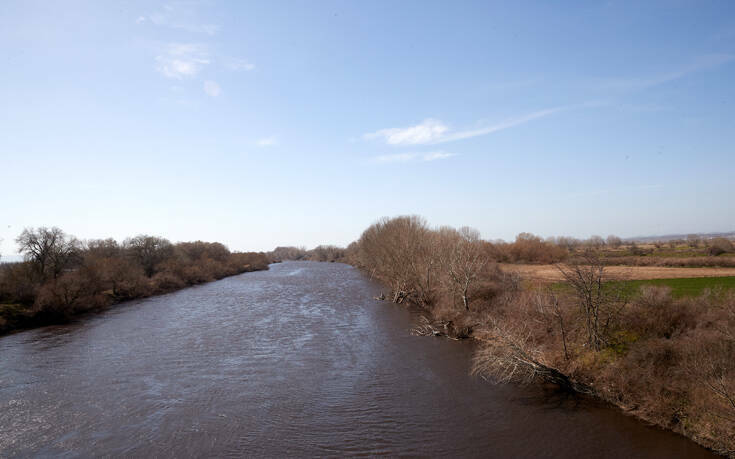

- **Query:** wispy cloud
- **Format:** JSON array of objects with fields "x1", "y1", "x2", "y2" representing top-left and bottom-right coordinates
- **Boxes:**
[
  {"x1": 372, "y1": 151, "x2": 456, "y2": 163},
  {"x1": 365, "y1": 119, "x2": 448, "y2": 145},
  {"x1": 142, "y1": 4, "x2": 254, "y2": 90},
  {"x1": 594, "y1": 53, "x2": 734, "y2": 92},
  {"x1": 364, "y1": 106, "x2": 571, "y2": 146},
  {"x1": 224, "y1": 57, "x2": 256, "y2": 71},
  {"x1": 441, "y1": 107, "x2": 569, "y2": 143},
  {"x1": 203, "y1": 80, "x2": 221, "y2": 97},
  {"x1": 138, "y1": 3, "x2": 219, "y2": 35},
  {"x1": 155, "y1": 43, "x2": 209, "y2": 79},
  {"x1": 257, "y1": 137, "x2": 278, "y2": 147},
  {"x1": 422, "y1": 151, "x2": 456, "y2": 161}
]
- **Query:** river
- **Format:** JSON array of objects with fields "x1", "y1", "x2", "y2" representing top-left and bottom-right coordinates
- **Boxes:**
[{"x1": 0, "y1": 261, "x2": 715, "y2": 457}]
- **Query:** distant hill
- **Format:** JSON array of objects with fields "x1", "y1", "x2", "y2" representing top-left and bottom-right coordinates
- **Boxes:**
[{"x1": 626, "y1": 231, "x2": 735, "y2": 243}]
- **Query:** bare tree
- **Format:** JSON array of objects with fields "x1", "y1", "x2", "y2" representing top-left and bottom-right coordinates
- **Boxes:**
[
  {"x1": 124, "y1": 235, "x2": 173, "y2": 277},
  {"x1": 16, "y1": 227, "x2": 80, "y2": 280},
  {"x1": 556, "y1": 253, "x2": 626, "y2": 351},
  {"x1": 555, "y1": 236, "x2": 581, "y2": 252},
  {"x1": 356, "y1": 216, "x2": 439, "y2": 305},
  {"x1": 586, "y1": 235, "x2": 605, "y2": 249},
  {"x1": 687, "y1": 338, "x2": 735, "y2": 430},
  {"x1": 708, "y1": 238, "x2": 734, "y2": 256},
  {"x1": 606, "y1": 235, "x2": 622, "y2": 248},
  {"x1": 442, "y1": 226, "x2": 488, "y2": 311},
  {"x1": 471, "y1": 317, "x2": 592, "y2": 393}
]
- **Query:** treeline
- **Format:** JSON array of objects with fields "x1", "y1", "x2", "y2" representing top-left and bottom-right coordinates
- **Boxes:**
[
  {"x1": 488, "y1": 233, "x2": 735, "y2": 265},
  {"x1": 0, "y1": 227, "x2": 269, "y2": 334},
  {"x1": 268, "y1": 245, "x2": 346, "y2": 263},
  {"x1": 342, "y1": 216, "x2": 735, "y2": 456},
  {"x1": 270, "y1": 230, "x2": 735, "y2": 268}
]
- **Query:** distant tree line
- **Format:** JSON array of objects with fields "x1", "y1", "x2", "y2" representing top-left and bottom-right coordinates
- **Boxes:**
[
  {"x1": 0, "y1": 227, "x2": 269, "y2": 334},
  {"x1": 268, "y1": 245, "x2": 346, "y2": 263}
]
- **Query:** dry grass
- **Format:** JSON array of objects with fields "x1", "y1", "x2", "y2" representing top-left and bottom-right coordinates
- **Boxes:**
[{"x1": 502, "y1": 263, "x2": 735, "y2": 282}]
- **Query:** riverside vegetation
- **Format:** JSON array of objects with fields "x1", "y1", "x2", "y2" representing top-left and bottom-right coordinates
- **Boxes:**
[
  {"x1": 272, "y1": 216, "x2": 735, "y2": 456},
  {"x1": 0, "y1": 227, "x2": 269, "y2": 335}
]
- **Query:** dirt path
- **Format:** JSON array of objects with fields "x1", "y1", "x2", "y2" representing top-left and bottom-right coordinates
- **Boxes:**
[{"x1": 501, "y1": 264, "x2": 735, "y2": 282}]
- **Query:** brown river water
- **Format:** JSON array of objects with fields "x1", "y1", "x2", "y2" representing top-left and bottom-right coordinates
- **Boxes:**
[{"x1": 0, "y1": 261, "x2": 716, "y2": 457}]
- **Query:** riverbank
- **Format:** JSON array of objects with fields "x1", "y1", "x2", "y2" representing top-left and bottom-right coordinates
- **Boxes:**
[
  {"x1": 0, "y1": 260, "x2": 269, "y2": 336},
  {"x1": 375, "y1": 271, "x2": 733, "y2": 456},
  {"x1": 0, "y1": 227, "x2": 270, "y2": 336},
  {"x1": 338, "y1": 216, "x2": 734, "y2": 457}
]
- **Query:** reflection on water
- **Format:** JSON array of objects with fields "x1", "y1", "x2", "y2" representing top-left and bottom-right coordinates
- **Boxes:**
[{"x1": 0, "y1": 261, "x2": 715, "y2": 457}]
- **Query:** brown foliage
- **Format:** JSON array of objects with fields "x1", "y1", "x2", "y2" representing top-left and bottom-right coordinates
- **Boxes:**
[
  {"x1": 345, "y1": 216, "x2": 734, "y2": 453},
  {"x1": 488, "y1": 233, "x2": 568, "y2": 264},
  {"x1": 268, "y1": 246, "x2": 307, "y2": 262},
  {"x1": 709, "y1": 238, "x2": 734, "y2": 256},
  {"x1": 600, "y1": 256, "x2": 735, "y2": 268},
  {"x1": 0, "y1": 228, "x2": 269, "y2": 334},
  {"x1": 472, "y1": 278, "x2": 735, "y2": 454}
]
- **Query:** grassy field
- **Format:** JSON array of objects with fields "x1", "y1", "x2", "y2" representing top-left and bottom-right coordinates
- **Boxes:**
[{"x1": 548, "y1": 276, "x2": 735, "y2": 298}]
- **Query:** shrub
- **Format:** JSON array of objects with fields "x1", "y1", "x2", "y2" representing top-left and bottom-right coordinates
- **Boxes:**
[
  {"x1": 151, "y1": 272, "x2": 186, "y2": 293},
  {"x1": 625, "y1": 286, "x2": 698, "y2": 339}
]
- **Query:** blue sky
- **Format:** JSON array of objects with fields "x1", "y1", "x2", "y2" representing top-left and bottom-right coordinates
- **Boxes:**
[{"x1": 1, "y1": 1, "x2": 734, "y2": 254}]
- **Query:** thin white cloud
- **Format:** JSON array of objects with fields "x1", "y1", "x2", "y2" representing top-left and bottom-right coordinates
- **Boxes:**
[
  {"x1": 257, "y1": 137, "x2": 278, "y2": 147},
  {"x1": 364, "y1": 106, "x2": 570, "y2": 146},
  {"x1": 140, "y1": 4, "x2": 219, "y2": 35},
  {"x1": 442, "y1": 107, "x2": 568, "y2": 143},
  {"x1": 595, "y1": 53, "x2": 734, "y2": 92},
  {"x1": 422, "y1": 151, "x2": 456, "y2": 161},
  {"x1": 155, "y1": 43, "x2": 209, "y2": 79},
  {"x1": 365, "y1": 118, "x2": 448, "y2": 145},
  {"x1": 224, "y1": 57, "x2": 256, "y2": 71},
  {"x1": 372, "y1": 151, "x2": 456, "y2": 163},
  {"x1": 373, "y1": 153, "x2": 419, "y2": 163},
  {"x1": 203, "y1": 80, "x2": 221, "y2": 97}
]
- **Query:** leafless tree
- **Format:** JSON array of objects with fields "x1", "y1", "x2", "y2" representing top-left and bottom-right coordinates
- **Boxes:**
[
  {"x1": 586, "y1": 235, "x2": 605, "y2": 249},
  {"x1": 16, "y1": 227, "x2": 80, "y2": 280},
  {"x1": 606, "y1": 235, "x2": 622, "y2": 248},
  {"x1": 471, "y1": 318, "x2": 592, "y2": 393},
  {"x1": 708, "y1": 238, "x2": 734, "y2": 256},
  {"x1": 556, "y1": 252, "x2": 626, "y2": 351},
  {"x1": 356, "y1": 216, "x2": 439, "y2": 305},
  {"x1": 555, "y1": 236, "x2": 581, "y2": 252},
  {"x1": 269, "y1": 246, "x2": 307, "y2": 261},
  {"x1": 687, "y1": 338, "x2": 735, "y2": 429},
  {"x1": 441, "y1": 226, "x2": 488, "y2": 311},
  {"x1": 124, "y1": 235, "x2": 174, "y2": 277}
]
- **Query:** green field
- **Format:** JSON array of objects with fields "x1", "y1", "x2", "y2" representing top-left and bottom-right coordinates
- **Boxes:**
[{"x1": 552, "y1": 276, "x2": 735, "y2": 299}]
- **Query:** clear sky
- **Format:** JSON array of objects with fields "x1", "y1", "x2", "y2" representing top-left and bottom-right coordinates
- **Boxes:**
[{"x1": 1, "y1": 1, "x2": 734, "y2": 254}]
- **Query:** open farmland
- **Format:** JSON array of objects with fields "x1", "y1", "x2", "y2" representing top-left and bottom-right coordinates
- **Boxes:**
[{"x1": 502, "y1": 263, "x2": 735, "y2": 282}]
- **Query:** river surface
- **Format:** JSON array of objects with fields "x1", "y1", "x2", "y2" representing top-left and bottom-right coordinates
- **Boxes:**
[{"x1": 0, "y1": 261, "x2": 716, "y2": 457}]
